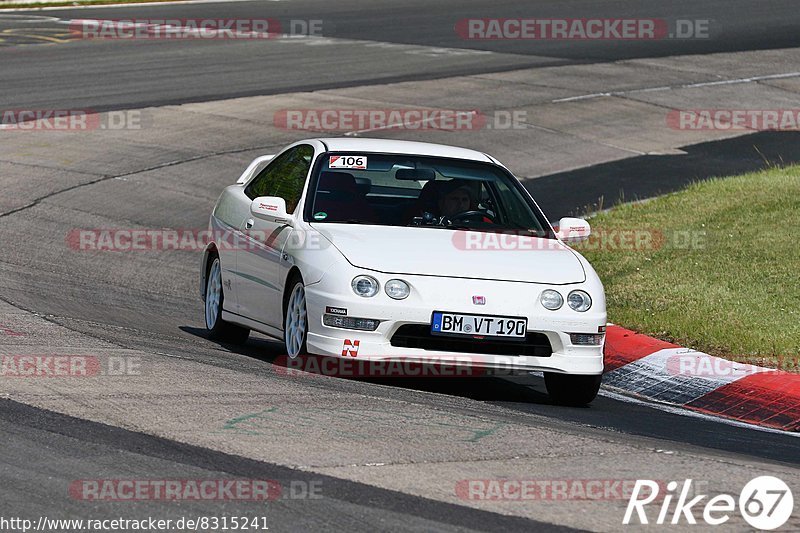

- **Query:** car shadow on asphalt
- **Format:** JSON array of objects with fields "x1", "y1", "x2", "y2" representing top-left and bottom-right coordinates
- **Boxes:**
[
  {"x1": 179, "y1": 325, "x2": 286, "y2": 361},
  {"x1": 180, "y1": 325, "x2": 558, "y2": 405},
  {"x1": 362, "y1": 375, "x2": 556, "y2": 404}
]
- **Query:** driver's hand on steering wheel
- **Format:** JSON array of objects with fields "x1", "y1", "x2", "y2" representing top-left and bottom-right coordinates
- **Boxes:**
[{"x1": 444, "y1": 209, "x2": 495, "y2": 225}]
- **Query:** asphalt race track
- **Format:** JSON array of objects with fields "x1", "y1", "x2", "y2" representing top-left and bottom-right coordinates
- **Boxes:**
[
  {"x1": 1, "y1": 1, "x2": 799, "y2": 531},
  {"x1": 2, "y1": 0, "x2": 800, "y2": 111}
]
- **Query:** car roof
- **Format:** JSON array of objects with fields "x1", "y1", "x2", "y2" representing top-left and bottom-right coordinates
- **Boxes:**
[{"x1": 315, "y1": 138, "x2": 494, "y2": 163}]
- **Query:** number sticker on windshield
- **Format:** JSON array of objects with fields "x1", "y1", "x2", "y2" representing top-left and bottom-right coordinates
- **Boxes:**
[{"x1": 329, "y1": 155, "x2": 367, "y2": 169}]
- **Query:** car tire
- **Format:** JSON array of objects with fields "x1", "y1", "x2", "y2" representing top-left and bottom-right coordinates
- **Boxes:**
[
  {"x1": 205, "y1": 256, "x2": 250, "y2": 344},
  {"x1": 544, "y1": 372, "x2": 602, "y2": 406},
  {"x1": 283, "y1": 275, "x2": 308, "y2": 359}
]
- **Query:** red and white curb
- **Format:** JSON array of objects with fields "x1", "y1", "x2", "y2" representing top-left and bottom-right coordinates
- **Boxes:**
[{"x1": 602, "y1": 325, "x2": 800, "y2": 433}]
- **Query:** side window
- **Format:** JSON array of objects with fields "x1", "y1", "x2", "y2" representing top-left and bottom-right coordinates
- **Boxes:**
[{"x1": 244, "y1": 144, "x2": 314, "y2": 213}]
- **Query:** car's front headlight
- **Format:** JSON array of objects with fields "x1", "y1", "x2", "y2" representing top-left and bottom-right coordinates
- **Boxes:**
[
  {"x1": 567, "y1": 290, "x2": 592, "y2": 312},
  {"x1": 352, "y1": 275, "x2": 379, "y2": 297},
  {"x1": 540, "y1": 289, "x2": 563, "y2": 310},
  {"x1": 385, "y1": 279, "x2": 410, "y2": 300}
]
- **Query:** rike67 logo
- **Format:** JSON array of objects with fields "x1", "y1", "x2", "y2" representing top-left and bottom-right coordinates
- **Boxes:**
[{"x1": 624, "y1": 476, "x2": 794, "y2": 529}]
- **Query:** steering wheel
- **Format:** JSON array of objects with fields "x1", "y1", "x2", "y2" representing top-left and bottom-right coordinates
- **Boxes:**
[{"x1": 447, "y1": 210, "x2": 495, "y2": 224}]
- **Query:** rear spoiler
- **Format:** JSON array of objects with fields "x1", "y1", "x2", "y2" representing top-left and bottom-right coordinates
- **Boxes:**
[{"x1": 235, "y1": 155, "x2": 275, "y2": 184}]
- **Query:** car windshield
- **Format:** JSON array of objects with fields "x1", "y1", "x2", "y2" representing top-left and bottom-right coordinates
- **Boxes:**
[{"x1": 306, "y1": 153, "x2": 553, "y2": 237}]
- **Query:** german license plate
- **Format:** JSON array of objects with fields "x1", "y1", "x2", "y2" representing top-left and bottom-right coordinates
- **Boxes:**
[{"x1": 431, "y1": 311, "x2": 527, "y2": 338}]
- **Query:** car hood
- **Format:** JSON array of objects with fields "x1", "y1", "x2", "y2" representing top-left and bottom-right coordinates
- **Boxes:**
[{"x1": 313, "y1": 224, "x2": 586, "y2": 284}]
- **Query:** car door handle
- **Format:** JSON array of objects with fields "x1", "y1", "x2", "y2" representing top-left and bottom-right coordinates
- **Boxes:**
[{"x1": 245, "y1": 218, "x2": 254, "y2": 229}]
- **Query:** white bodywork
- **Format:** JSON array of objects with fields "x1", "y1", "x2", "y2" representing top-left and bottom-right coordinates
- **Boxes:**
[{"x1": 201, "y1": 138, "x2": 606, "y2": 374}]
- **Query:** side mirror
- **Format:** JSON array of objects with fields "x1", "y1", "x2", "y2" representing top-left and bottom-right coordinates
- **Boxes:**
[
  {"x1": 250, "y1": 196, "x2": 291, "y2": 224},
  {"x1": 554, "y1": 217, "x2": 591, "y2": 242}
]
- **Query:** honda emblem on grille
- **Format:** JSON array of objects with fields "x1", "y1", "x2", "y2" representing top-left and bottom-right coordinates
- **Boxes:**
[{"x1": 472, "y1": 296, "x2": 486, "y2": 305}]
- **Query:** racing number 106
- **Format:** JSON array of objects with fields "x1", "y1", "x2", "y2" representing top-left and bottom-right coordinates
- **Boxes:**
[{"x1": 340, "y1": 156, "x2": 364, "y2": 167}]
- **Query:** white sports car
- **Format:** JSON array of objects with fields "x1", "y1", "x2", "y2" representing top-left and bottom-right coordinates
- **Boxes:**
[{"x1": 201, "y1": 138, "x2": 606, "y2": 405}]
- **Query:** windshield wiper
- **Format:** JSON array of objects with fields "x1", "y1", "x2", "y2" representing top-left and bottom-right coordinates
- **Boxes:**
[{"x1": 410, "y1": 217, "x2": 471, "y2": 230}]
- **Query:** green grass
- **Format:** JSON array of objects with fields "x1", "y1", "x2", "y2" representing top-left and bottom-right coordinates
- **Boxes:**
[{"x1": 574, "y1": 164, "x2": 800, "y2": 369}]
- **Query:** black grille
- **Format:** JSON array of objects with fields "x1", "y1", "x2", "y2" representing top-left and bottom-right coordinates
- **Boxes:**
[{"x1": 390, "y1": 325, "x2": 552, "y2": 357}]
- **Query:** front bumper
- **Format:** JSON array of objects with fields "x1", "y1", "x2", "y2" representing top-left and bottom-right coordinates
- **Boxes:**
[{"x1": 304, "y1": 272, "x2": 605, "y2": 375}]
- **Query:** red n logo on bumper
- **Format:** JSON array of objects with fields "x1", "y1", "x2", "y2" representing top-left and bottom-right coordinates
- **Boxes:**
[{"x1": 342, "y1": 339, "x2": 360, "y2": 357}]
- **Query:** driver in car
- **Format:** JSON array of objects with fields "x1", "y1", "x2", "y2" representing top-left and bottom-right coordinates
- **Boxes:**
[
  {"x1": 438, "y1": 182, "x2": 473, "y2": 217},
  {"x1": 437, "y1": 179, "x2": 493, "y2": 223}
]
